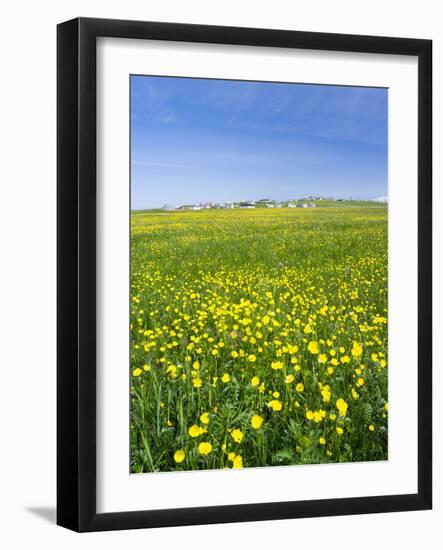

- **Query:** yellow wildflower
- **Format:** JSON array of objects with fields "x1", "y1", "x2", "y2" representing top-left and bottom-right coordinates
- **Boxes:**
[
  {"x1": 251, "y1": 415, "x2": 264, "y2": 429},
  {"x1": 188, "y1": 424, "x2": 204, "y2": 438},
  {"x1": 268, "y1": 400, "x2": 283, "y2": 412},
  {"x1": 251, "y1": 376, "x2": 260, "y2": 387},
  {"x1": 336, "y1": 398, "x2": 348, "y2": 417},
  {"x1": 198, "y1": 442, "x2": 212, "y2": 455},
  {"x1": 232, "y1": 455, "x2": 243, "y2": 468},
  {"x1": 351, "y1": 342, "x2": 363, "y2": 357},
  {"x1": 231, "y1": 428, "x2": 244, "y2": 443},
  {"x1": 200, "y1": 412, "x2": 210, "y2": 425},
  {"x1": 173, "y1": 449, "x2": 186, "y2": 463},
  {"x1": 308, "y1": 341, "x2": 319, "y2": 354}
]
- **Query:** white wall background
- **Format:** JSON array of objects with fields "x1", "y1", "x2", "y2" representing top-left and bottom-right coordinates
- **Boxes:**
[{"x1": 0, "y1": 0, "x2": 440, "y2": 547}]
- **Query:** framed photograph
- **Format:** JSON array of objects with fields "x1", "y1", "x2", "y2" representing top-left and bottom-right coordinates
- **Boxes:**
[{"x1": 57, "y1": 17, "x2": 432, "y2": 532}]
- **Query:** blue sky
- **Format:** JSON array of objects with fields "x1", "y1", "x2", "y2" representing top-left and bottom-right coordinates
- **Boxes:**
[{"x1": 131, "y1": 75, "x2": 387, "y2": 210}]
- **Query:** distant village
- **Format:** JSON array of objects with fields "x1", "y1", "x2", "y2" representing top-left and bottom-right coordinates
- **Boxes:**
[{"x1": 161, "y1": 197, "x2": 333, "y2": 211}]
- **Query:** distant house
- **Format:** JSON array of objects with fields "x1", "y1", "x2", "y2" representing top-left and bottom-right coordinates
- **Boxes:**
[{"x1": 167, "y1": 197, "x2": 322, "y2": 212}]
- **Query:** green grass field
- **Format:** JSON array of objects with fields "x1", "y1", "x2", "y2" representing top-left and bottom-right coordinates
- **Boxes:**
[{"x1": 130, "y1": 204, "x2": 388, "y2": 472}]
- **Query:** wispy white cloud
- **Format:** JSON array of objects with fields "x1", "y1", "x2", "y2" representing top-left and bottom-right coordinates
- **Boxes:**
[{"x1": 158, "y1": 113, "x2": 177, "y2": 124}]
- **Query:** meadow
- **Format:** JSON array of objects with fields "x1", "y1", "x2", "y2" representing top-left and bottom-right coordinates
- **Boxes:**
[{"x1": 130, "y1": 204, "x2": 388, "y2": 473}]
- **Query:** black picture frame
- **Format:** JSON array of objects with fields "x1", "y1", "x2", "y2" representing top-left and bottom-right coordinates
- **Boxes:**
[{"x1": 57, "y1": 17, "x2": 432, "y2": 532}]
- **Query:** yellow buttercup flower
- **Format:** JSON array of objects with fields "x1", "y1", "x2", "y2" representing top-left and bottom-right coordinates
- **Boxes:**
[
  {"x1": 132, "y1": 368, "x2": 143, "y2": 377},
  {"x1": 321, "y1": 386, "x2": 331, "y2": 402},
  {"x1": 268, "y1": 400, "x2": 282, "y2": 412},
  {"x1": 287, "y1": 344, "x2": 299, "y2": 354},
  {"x1": 336, "y1": 398, "x2": 348, "y2": 417},
  {"x1": 198, "y1": 442, "x2": 212, "y2": 455},
  {"x1": 296, "y1": 382, "x2": 304, "y2": 392},
  {"x1": 251, "y1": 415, "x2": 264, "y2": 429},
  {"x1": 232, "y1": 454, "x2": 243, "y2": 468},
  {"x1": 188, "y1": 424, "x2": 204, "y2": 438},
  {"x1": 313, "y1": 410, "x2": 326, "y2": 423},
  {"x1": 221, "y1": 373, "x2": 230, "y2": 383},
  {"x1": 231, "y1": 428, "x2": 244, "y2": 443},
  {"x1": 251, "y1": 376, "x2": 260, "y2": 387},
  {"x1": 308, "y1": 341, "x2": 319, "y2": 354},
  {"x1": 200, "y1": 412, "x2": 210, "y2": 425},
  {"x1": 351, "y1": 342, "x2": 363, "y2": 357},
  {"x1": 271, "y1": 361, "x2": 284, "y2": 370},
  {"x1": 174, "y1": 449, "x2": 186, "y2": 463}
]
